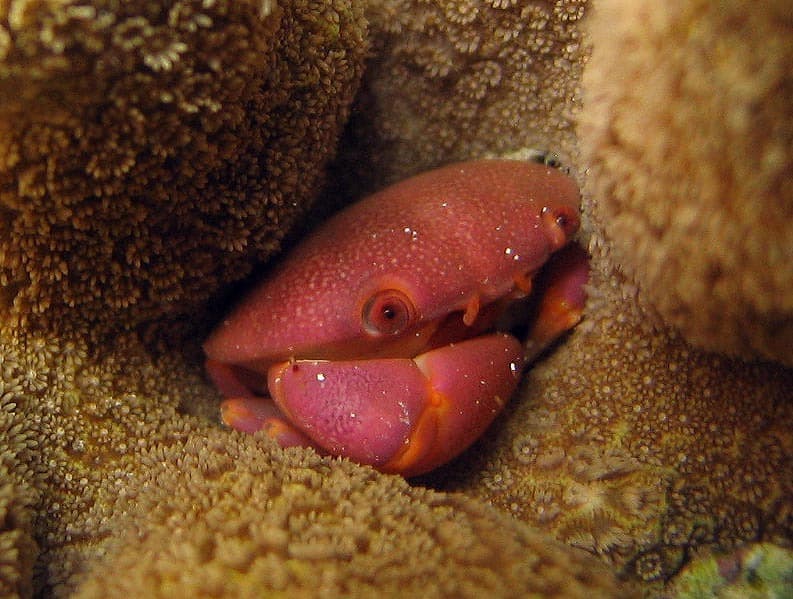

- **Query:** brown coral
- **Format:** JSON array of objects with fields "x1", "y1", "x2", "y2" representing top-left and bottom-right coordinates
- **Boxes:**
[
  {"x1": 71, "y1": 427, "x2": 628, "y2": 598},
  {"x1": 578, "y1": 0, "x2": 793, "y2": 365},
  {"x1": 0, "y1": 319, "x2": 629, "y2": 596},
  {"x1": 0, "y1": 0, "x2": 366, "y2": 341},
  {"x1": 0, "y1": 397, "x2": 39, "y2": 599},
  {"x1": 330, "y1": 0, "x2": 587, "y2": 197},
  {"x1": 0, "y1": 326, "x2": 198, "y2": 595},
  {"x1": 427, "y1": 259, "x2": 793, "y2": 590}
]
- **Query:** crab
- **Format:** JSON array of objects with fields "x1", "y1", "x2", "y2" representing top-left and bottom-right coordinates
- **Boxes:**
[{"x1": 204, "y1": 159, "x2": 588, "y2": 477}]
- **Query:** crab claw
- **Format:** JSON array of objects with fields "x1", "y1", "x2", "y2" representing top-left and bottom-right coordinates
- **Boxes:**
[
  {"x1": 218, "y1": 397, "x2": 317, "y2": 447},
  {"x1": 206, "y1": 359, "x2": 317, "y2": 446},
  {"x1": 265, "y1": 333, "x2": 523, "y2": 477}
]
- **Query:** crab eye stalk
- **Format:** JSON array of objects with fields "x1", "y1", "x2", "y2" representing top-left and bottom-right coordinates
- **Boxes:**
[
  {"x1": 362, "y1": 289, "x2": 417, "y2": 336},
  {"x1": 541, "y1": 204, "x2": 580, "y2": 249}
]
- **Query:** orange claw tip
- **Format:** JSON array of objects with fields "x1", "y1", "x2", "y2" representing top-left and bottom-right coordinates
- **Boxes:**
[
  {"x1": 524, "y1": 243, "x2": 590, "y2": 362},
  {"x1": 220, "y1": 397, "x2": 315, "y2": 448},
  {"x1": 220, "y1": 397, "x2": 278, "y2": 433},
  {"x1": 261, "y1": 418, "x2": 319, "y2": 449}
]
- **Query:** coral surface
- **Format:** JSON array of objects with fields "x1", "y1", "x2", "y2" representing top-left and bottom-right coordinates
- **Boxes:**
[
  {"x1": 670, "y1": 543, "x2": 793, "y2": 598},
  {"x1": 0, "y1": 0, "x2": 365, "y2": 340},
  {"x1": 579, "y1": 0, "x2": 793, "y2": 366},
  {"x1": 73, "y1": 423, "x2": 627, "y2": 597},
  {"x1": 331, "y1": 0, "x2": 587, "y2": 196},
  {"x1": 427, "y1": 257, "x2": 793, "y2": 590},
  {"x1": 0, "y1": 324, "x2": 626, "y2": 597}
]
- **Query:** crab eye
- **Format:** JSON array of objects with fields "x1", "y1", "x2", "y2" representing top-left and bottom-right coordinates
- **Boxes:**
[
  {"x1": 543, "y1": 205, "x2": 580, "y2": 238},
  {"x1": 541, "y1": 204, "x2": 580, "y2": 249},
  {"x1": 362, "y1": 289, "x2": 416, "y2": 336}
]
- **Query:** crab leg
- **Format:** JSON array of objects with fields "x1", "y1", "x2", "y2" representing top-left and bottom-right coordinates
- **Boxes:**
[{"x1": 524, "y1": 243, "x2": 590, "y2": 361}]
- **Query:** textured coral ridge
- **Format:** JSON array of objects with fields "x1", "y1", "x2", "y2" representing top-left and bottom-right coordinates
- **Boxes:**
[
  {"x1": 73, "y1": 426, "x2": 627, "y2": 598},
  {"x1": 332, "y1": 0, "x2": 587, "y2": 196},
  {"x1": 579, "y1": 0, "x2": 793, "y2": 366},
  {"x1": 429, "y1": 256, "x2": 793, "y2": 590},
  {"x1": 0, "y1": 327, "x2": 202, "y2": 596},
  {"x1": 0, "y1": 325, "x2": 629, "y2": 597},
  {"x1": 0, "y1": 0, "x2": 366, "y2": 339}
]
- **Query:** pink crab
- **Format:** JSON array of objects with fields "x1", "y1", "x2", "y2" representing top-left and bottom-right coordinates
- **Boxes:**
[{"x1": 204, "y1": 159, "x2": 588, "y2": 477}]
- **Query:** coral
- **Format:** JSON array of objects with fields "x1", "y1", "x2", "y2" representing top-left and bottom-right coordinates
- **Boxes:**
[
  {"x1": 0, "y1": 325, "x2": 197, "y2": 595},
  {"x1": 0, "y1": 392, "x2": 40, "y2": 599},
  {"x1": 0, "y1": 0, "x2": 789, "y2": 596},
  {"x1": 330, "y1": 0, "x2": 588, "y2": 196},
  {"x1": 669, "y1": 543, "x2": 793, "y2": 598},
  {"x1": 578, "y1": 0, "x2": 793, "y2": 366},
  {"x1": 0, "y1": 0, "x2": 366, "y2": 341},
  {"x1": 426, "y1": 257, "x2": 793, "y2": 591},
  {"x1": 72, "y1": 427, "x2": 629, "y2": 597},
  {"x1": 0, "y1": 322, "x2": 629, "y2": 597}
]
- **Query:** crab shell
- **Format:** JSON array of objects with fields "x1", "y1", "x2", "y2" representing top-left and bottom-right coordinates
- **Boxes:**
[{"x1": 204, "y1": 159, "x2": 585, "y2": 477}]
